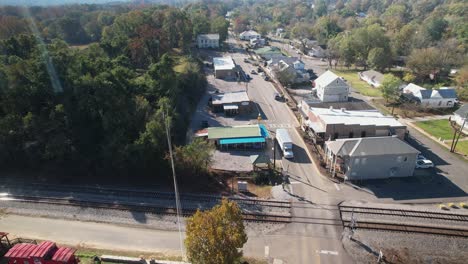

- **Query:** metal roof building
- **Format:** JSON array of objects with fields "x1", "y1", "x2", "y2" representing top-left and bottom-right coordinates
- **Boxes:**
[
  {"x1": 303, "y1": 106, "x2": 407, "y2": 142},
  {"x1": 213, "y1": 57, "x2": 236, "y2": 79},
  {"x1": 207, "y1": 124, "x2": 269, "y2": 149}
]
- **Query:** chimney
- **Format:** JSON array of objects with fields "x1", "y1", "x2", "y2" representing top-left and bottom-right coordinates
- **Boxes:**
[
  {"x1": 329, "y1": 106, "x2": 333, "y2": 111},
  {"x1": 341, "y1": 108, "x2": 346, "y2": 112}
]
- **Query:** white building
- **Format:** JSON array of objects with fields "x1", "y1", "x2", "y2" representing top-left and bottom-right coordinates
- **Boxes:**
[
  {"x1": 250, "y1": 38, "x2": 266, "y2": 47},
  {"x1": 307, "y1": 46, "x2": 326, "y2": 58},
  {"x1": 213, "y1": 57, "x2": 236, "y2": 79},
  {"x1": 314, "y1": 70, "x2": 349, "y2": 102},
  {"x1": 240, "y1": 30, "x2": 261, "y2": 40},
  {"x1": 403, "y1": 83, "x2": 457, "y2": 108},
  {"x1": 197, "y1": 34, "x2": 220, "y2": 48},
  {"x1": 453, "y1": 104, "x2": 468, "y2": 133},
  {"x1": 267, "y1": 56, "x2": 309, "y2": 84},
  {"x1": 359, "y1": 70, "x2": 384, "y2": 87}
]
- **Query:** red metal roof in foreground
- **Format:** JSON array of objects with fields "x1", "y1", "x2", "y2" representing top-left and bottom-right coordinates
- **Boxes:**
[
  {"x1": 5, "y1": 243, "x2": 37, "y2": 258},
  {"x1": 30, "y1": 241, "x2": 56, "y2": 258},
  {"x1": 52, "y1": 247, "x2": 76, "y2": 262}
]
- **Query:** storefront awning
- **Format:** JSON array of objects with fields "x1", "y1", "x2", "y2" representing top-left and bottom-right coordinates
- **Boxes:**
[{"x1": 219, "y1": 137, "x2": 266, "y2": 145}]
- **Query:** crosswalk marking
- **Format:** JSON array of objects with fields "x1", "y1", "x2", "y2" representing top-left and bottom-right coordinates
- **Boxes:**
[
  {"x1": 267, "y1": 123, "x2": 293, "y2": 128},
  {"x1": 316, "y1": 250, "x2": 339, "y2": 256}
]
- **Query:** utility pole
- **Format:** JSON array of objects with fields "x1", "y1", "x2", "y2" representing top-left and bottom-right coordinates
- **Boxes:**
[
  {"x1": 162, "y1": 110, "x2": 185, "y2": 260},
  {"x1": 450, "y1": 113, "x2": 468, "y2": 152}
]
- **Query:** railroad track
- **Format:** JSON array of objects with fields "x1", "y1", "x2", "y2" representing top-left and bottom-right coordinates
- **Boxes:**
[
  {"x1": 1, "y1": 194, "x2": 292, "y2": 224},
  {"x1": 339, "y1": 204, "x2": 468, "y2": 237},
  {"x1": 342, "y1": 220, "x2": 468, "y2": 237},
  {"x1": 339, "y1": 205, "x2": 468, "y2": 222},
  {"x1": 0, "y1": 182, "x2": 291, "y2": 208}
]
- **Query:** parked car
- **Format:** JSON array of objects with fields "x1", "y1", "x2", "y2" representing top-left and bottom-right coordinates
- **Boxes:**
[
  {"x1": 274, "y1": 92, "x2": 285, "y2": 101},
  {"x1": 257, "y1": 67, "x2": 264, "y2": 72},
  {"x1": 246, "y1": 74, "x2": 251, "y2": 80},
  {"x1": 416, "y1": 159, "x2": 434, "y2": 169},
  {"x1": 264, "y1": 76, "x2": 270, "y2": 81},
  {"x1": 251, "y1": 69, "x2": 256, "y2": 74},
  {"x1": 244, "y1": 58, "x2": 250, "y2": 63}
]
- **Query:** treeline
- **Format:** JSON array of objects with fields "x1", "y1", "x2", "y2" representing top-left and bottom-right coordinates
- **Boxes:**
[
  {"x1": 0, "y1": 5, "x2": 210, "y2": 182},
  {"x1": 231, "y1": 0, "x2": 467, "y2": 87}
]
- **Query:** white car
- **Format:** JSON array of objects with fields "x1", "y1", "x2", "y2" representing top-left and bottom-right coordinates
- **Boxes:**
[{"x1": 416, "y1": 159, "x2": 434, "y2": 169}]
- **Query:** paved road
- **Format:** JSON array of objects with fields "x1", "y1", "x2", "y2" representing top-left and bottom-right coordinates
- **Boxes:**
[
  {"x1": 1, "y1": 214, "x2": 350, "y2": 264},
  {"x1": 227, "y1": 33, "x2": 352, "y2": 264}
]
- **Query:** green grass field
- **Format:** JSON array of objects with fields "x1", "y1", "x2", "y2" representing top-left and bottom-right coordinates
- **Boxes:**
[
  {"x1": 454, "y1": 140, "x2": 468, "y2": 156},
  {"x1": 333, "y1": 69, "x2": 382, "y2": 97},
  {"x1": 414, "y1": 119, "x2": 455, "y2": 140}
]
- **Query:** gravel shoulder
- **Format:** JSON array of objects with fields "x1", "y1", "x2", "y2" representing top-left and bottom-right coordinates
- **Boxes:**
[
  {"x1": 0, "y1": 200, "x2": 286, "y2": 236},
  {"x1": 342, "y1": 228, "x2": 468, "y2": 264}
]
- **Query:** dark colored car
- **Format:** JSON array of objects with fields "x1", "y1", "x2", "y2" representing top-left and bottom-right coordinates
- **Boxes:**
[
  {"x1": 274, "y1": 92, "x2": 285, "y2": 101},
  {"x1": 257, "y1": 67, "x2": 264, "y2": 72}
]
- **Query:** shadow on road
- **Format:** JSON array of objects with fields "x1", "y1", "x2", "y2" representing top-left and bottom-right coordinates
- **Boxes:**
[
  {"x1": 354, "y1": 173, "x2": 467, "y2": 200},
  {"x1": 292, "y1": 144, "x2": 312, "y2": 164},
  {"x1": 406, "y1": 133, "x2": 450, "y2": 166}
]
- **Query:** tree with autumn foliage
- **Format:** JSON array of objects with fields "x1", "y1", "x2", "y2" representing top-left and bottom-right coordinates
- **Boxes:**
[{"x1": 185, "y1": 199, "x2": 247, "y2": 264}]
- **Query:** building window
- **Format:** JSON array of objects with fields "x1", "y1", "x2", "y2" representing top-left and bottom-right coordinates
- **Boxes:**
[
  {"x1": 361, "y1": 131, "x2": 366, "y2": 137},
  {"x1": 334, "y1": 132, "x2": 339, "y2": 139},
  {"x1": 354, "y1": 158, "x2": 360, "y2": 165},
  {"x1": 438, "y1": 101, "x2": 442, "y2": 106},
  {"x1": 404, "y1": 157, "x2": 408, "y2": 162},
  {"x1": 447, "y1": 101, "x2": 452, "y2": 106},
  {"x1": 349, "y1": 132, "x2": 354, "y2": 138}
]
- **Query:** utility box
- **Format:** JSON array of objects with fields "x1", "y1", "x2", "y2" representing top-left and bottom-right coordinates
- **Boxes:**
[{"x1": 238, "y1": 181, "x2": 248, "y2": 193}]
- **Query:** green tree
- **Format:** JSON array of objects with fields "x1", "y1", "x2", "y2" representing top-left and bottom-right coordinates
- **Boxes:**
[
  {"x1": 185, "y1": 199, "x2": 248, "y2": 264},
  {"x1": 174, "y1": 138, "x2": 214, "y2": 176},
  {"x1": 380, "y1": 74, "x2": 402, "y2": 105},
  {"x1": 211, "y1": 16, "x2": 229, "y2": 41},
  {"x1": 423, "y1": 17, "x2": 448, "y2": 42},
  {"x1": 367, "y1": 47, "x2": 392, "y2": 71},
  {"x1": 314, "y1": 0, "x2": 328, "y2": 17}
]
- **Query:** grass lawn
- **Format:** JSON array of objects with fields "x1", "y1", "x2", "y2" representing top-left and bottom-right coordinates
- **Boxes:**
[
  {"x1": 454, "y1": 140, "x2": 468, "y2": 156},
  {"x1": 332, "y1": 69, "x2": 382, "y2": 97},
  {"x1": 414, "y1": 119, "x2": 456, "y2": 140}
]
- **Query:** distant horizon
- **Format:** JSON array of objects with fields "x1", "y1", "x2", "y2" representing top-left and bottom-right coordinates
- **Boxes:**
[{"x1": 0, "y1": 0, "x2": 131, "y2": 6}]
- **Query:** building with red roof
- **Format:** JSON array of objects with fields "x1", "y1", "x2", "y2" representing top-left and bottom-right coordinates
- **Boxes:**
[{"x1": 5, "y1": 241, "x2": 79, "y2": 264}]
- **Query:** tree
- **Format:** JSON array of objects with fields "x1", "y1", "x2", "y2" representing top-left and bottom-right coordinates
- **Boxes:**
[
  {"x1": 211, "y1": 16, "x2": 229, "y2": 41},
  {"x1": 367, "y1": 47, "x2": 392, "y2": 71},
  {"x1": 455, "y1": 66, "x2": 468, "y2": 101},
  {"x1": 291, "y1": 23, "x2": 314, "y2": 52},
  {"x1": 313, "y1": 16, "x2": 341, "y2": 45},
  {"x1": 185, "y1": 199, "x2": 248, "y2": 264},
  {"x1": 174, "y1": 138, "x2": 214, "y2": 176},
  {"x1": 423, "y1": 17, "x2": 448, "y2": 42},
  {"x1": 314, "y1": 0, "x2": 328, "y2": 17},
  {"x1": 380, "y1": 74, "x2": 402, "y2": 113}
]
